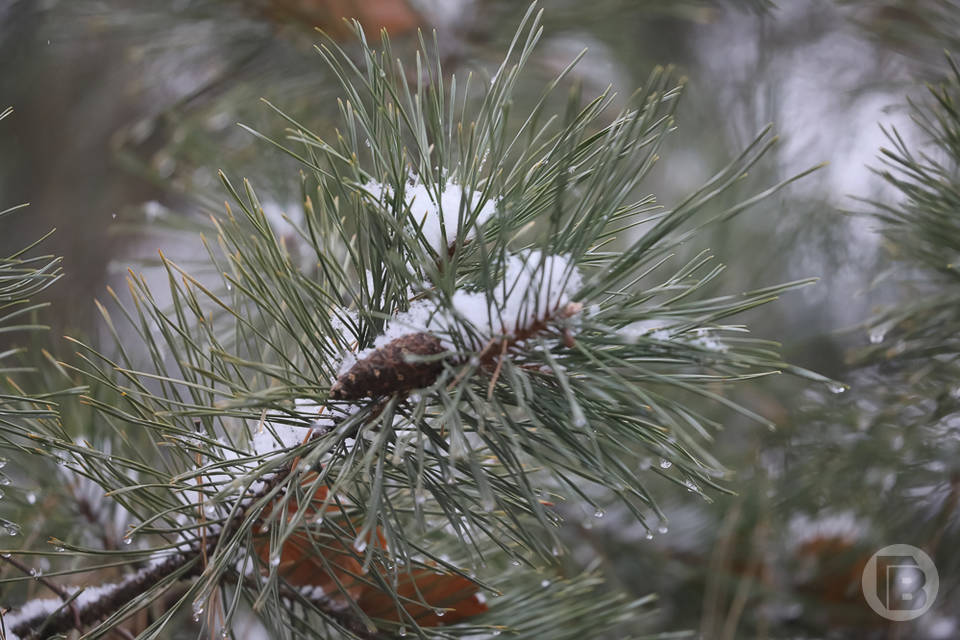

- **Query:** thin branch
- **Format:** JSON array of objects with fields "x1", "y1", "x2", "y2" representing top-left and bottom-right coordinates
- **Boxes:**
[{"x1": 0, "y1": 555, "x2": 82, "y2": 633}]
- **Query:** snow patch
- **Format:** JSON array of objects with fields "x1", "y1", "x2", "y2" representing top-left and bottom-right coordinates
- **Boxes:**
[{"x1": 365, "y1": 176, "x2": 497, "y2": 255}]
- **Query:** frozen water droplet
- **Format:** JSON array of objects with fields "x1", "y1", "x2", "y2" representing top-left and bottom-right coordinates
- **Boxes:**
[
  {"x1": 593, "y1": 509, "x2": 604, "y2": 518},
  {"x1": 659, "y1": 458, "x2": 672, "y2": 469},
  {"x1": 658, "y1": 525, "x2": 669, "y2": 534},
  {"x1": 827, "y1": 382, "x2": 846, "y2": 394}
]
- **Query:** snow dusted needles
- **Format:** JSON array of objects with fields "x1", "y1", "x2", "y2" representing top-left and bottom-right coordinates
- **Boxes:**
[{"x1": 364, "y1": 175, "x2": 498, "y2": 255}]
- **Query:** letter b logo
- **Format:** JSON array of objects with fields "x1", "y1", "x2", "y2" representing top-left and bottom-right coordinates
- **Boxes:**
[{"x1": 862, "y1": 545, "x2": 938, "y2": 621}]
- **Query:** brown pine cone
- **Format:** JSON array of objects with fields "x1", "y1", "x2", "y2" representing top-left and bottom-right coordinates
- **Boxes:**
[{"x1": 329, "y1": 332, "x2": 446, "y2": 400}]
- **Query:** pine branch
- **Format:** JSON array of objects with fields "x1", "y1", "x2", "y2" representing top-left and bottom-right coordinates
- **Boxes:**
[
  {"x1": 7, "y1": 450, "x2": 377, "y2": 639},
  {"x1": 0, "y1": 7, "x2": 825, "y2": 639}
]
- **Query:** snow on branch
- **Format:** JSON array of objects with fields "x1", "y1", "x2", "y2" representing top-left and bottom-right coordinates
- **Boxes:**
[
  {"x1": 364, "y1": 175, "x2": 498, "y2": 255},
  {"x1": 331, "y1": 249, "x2": 583, "y2": 400}
]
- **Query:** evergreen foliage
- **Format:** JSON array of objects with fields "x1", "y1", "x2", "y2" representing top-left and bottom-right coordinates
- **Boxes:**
[{"x1": 0, "y1": 7, "x2": 827, "y2": 639}]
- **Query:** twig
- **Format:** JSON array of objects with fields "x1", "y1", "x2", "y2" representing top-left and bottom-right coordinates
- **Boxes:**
[
  {"x1": 0, "y1": 555, "x2": 82, "y2": 633},
  {"x1": 8, "y1": 452, "x2": 384, "y2": 640}
]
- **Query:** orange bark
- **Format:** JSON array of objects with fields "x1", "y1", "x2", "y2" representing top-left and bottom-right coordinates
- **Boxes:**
[{"x1": 255, "y1": 480, "x2": 488, "y2": 626}]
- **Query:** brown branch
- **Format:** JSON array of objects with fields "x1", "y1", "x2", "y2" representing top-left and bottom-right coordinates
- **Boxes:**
[
  {"x1": 8, "y1": 450, "x2": 384, "y2": 640},
  {"x1": 0, "y1": 555, "x2": 82, "y2": 632},
  {"x1": 332, "y1": 301, "x2": 584, "y2": 401},
  {"x1": 10, "y1": 548, "x2": 201, "y2": 640}
]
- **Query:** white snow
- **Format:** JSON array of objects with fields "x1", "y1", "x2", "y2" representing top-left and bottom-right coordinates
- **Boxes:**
[
  {"x1": 493, "y1": 251, "x2": 581, "y2": 333},
  {"x1": 787, "y1": 510, "x2": 868, "y2": 549},
  {"x1": 355, "y1": 249, "x2": 582, "y2": 359},
  {"x1": 365, "y1": 176, "x2": 497, "y2": 255}
]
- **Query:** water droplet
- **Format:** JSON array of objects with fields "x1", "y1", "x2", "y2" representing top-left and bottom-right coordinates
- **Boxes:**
[
  {"x1": 638, "y1": 458, "x2": 652, "y2": 471},
  {"x1": 827, "y1": 382, "x2": 847, "y2": 394},
  {"x1": 593, "y1": 509, "x2": 604, "y2": 518},
  {"x1": 29, "y1": 567, "x2": 41, "y2": 578},
  {"x1": 112, "y1": 213, "x2": 117, "y2": 220},
  {"x1": 645, "y1": 532, "x2": 654, "y2": 540},
  {"x1": 192, "y1": 599, "x2": 205, "y2": 622},
  {"x1": 659, "y1": 458, "x2": 672, "y2": 469},
  {"x1": 25, "y1": 492, "x2": 36, "y2": 505},
  {"x1": 540, "y1": 579, "x2": 550, "y2": 588},
  {"x1": 397, "y1": 627, "x2": 407, "y2": 637},
  {"x1": 0, "y1": 458, "x2": 8, "y2": 469},
  {"x1": 869, "y1": 328, "x2": 886, "y2": 344},
  {"x1": 658, "y1": 525, "x2": 669, "y2": 534},
  {"x1": 510, "y1": 558, "x2": 520, "y2": 566},
  {"x1": 124, "y1": 537, "x2": 133, "y2": 545},
  {"x1": 0, "y1": 476, "x2": 12, "y2": 486},
  {"x1": 353, "y1": 537, "x2": 368, "y2": 553},
  {"x1": 3, "y1": 524, "x2": 21, "y2": 537},
  {"x1": 1, "y1": 553, "x2": 9, "y2": 558},
  {"x1": 269, "y1": 554, "x2": 281, "y2": 567},
  {"x1": 434, "y1": 609, "x2": 445, "y2": 618}
]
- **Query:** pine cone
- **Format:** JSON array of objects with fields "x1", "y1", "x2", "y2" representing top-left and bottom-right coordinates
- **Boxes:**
[{"x1": 329, "y1": 332, "x2": 446, "y2": 400}]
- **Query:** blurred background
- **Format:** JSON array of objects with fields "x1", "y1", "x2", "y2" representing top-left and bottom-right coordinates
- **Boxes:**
[{"x1": 2, "y1": 0, "x2": 958, "y2": 638}]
